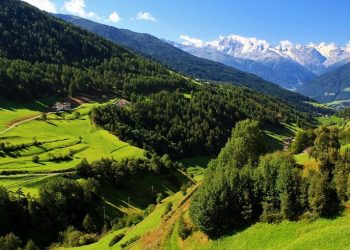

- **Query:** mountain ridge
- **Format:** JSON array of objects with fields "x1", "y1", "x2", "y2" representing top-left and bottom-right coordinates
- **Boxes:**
[
  {"x1": 55, "y1": 14, "x2": 327, "y2": 114},
  {"x1": 175, "y1": 35, "x2": 350, "y2": 89},
  {"x1": 299, "y1": 61, "x2": 350, "y2": 104}
]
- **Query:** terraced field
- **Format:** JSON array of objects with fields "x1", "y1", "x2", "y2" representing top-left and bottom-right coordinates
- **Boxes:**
[
  {"x1": 0, "y1": 99, "x2": 144, "y2": 197},
  {"x1": 0, "y1": 103, "x2": 143, "y2": 171},
  {"x1": 0, "y1": 174, "x2": 63, "y2": 196}
]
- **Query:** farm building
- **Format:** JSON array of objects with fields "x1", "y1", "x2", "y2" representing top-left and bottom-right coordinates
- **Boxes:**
[
  {"x1": 116, "y1": 99, "x2": 130, "y2": 107},
  {"x1": 283, "y1": 137, "x2": 294, "y2": 151},
  {"x1": 52, "y1": 102, "x2": 71, "y2": 112}
]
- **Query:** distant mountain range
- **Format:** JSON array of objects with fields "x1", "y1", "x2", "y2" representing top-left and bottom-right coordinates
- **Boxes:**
[
  {"x1": 171, "y1": 35, "x2": 350, "y2": 90},
  {"x1": 298, "y1": 62, "x2": 350, "y2": 104},
  {"x1": 55, "y1": 14, "x2": 321, "y2": 111},
  {"x1": 55, "y1": 14, "x2": 350, "y2": 105}
]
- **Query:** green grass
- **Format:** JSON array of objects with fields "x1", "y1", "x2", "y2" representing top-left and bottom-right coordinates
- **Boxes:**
[
  {"x1": 180, "y1": 156, "x2": 211, "y2": 181},
  {"x1": 0, "y1": 174, "x2": 63, "y2": 196},
  {"x1": 206, "y1": 213, "x2": 350, "y2": 250},
  {"x1": 183, "y1": 93, "x2": 192, "y2": 99},
  {"x1": 0, "y1": 99, "x2": 54, "y2": 130},
  {"x1": 0, "y1": 100, "x2": 145, "y2": 199},
  {"x1": 263, "y1": 123, "x2": 299, "y2": 152},
  {"x1": 341, "y1": 143, "x2": 350, "y2": 153},
  {"x1": 62, "y1": 191, "x2": 185, "y2": 250},
  {"x1": 56, "y1": 228, "x2": 126, "y2": 250},
  {"x1": 0, "y1": 108, "x2": 144, "y2": 173},
  {"x1": 99, "y1": 170, "x2": 190, "y2": 218},
  {"x1": 294, "y1": 153, "x2": 318, "y2": 174},
  {"x1": 317, "y1": 115, "x2": 344, "y2": 126},
  {"x1": 306, "y1": 101, "x2": 333, "y2": 109}
]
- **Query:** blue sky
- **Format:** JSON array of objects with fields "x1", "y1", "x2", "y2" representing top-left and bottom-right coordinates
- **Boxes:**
[{"x1": 24, "y1": 0, "x2": 350, "y2": 45}]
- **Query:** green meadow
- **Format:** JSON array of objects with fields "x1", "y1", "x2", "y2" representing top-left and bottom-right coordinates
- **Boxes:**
[
  {"x1": 0, "y1": 100, "x2": 144, "y2": 199},
  {"x1": 317, "y1": 115, "x2": 344, "y2": 126},
  {"x1": 0, "y1": 103, "x2": 144, "y2": 173},
  {"x1": 204, "y1": 212, "x2": 350, "y2": 250}
]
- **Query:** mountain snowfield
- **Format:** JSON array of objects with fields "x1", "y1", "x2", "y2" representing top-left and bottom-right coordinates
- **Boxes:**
[{"x1": 170, "y1": 35, "x2": 350, "y2": 90}]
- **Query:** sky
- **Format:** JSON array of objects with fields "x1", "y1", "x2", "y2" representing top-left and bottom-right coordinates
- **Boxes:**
[{"x1": 23, "y1": 0, "x2": 350, "y2": 46}]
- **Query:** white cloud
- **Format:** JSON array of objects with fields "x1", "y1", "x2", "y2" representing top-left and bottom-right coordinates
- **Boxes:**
[
  {"x1": 179, "y1": 35, "x2": 204, "y2": 47},
  {"x1": 63, "y1": 0, "x2": 98, "y2": 18},
  {"x1": 22, "y1": 0, "x2": 57, "y2": 13},
  {"x1": 136, "y1": 12, "x2": 157, "y2": 22},
  {"x1": 108, "y1": 11, "x2": 121, "y2": 23}
]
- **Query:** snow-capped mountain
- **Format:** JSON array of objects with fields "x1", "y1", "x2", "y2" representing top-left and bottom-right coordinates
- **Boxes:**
[{"x1": 170, "y1": 35, "x2": 350, "y2": 90}]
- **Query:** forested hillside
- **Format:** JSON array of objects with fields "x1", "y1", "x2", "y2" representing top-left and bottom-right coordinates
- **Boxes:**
[
  {"x1": 92, "y1": 85, "x2": 316, "y2": 159},
  {"x1": 0, "y1": 0, "x2": 190, "y2": 100}
]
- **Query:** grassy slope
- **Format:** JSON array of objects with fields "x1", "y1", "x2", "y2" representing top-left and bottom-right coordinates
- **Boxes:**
[
  {"x1": 0, "y1": 100, "x2": 144, "y2": 201},
  {"x1": 0, "y1": 102, "x2": 144, "y2": 173},
  {"x1": 0, "y1": 98, "x2": 56, "y2": 130},
  {"x1": 155, "y1": 201, "x2": 350, "y2": 250},
  {"x1": 179, "y1": 156, "x2": 212, "y2": 181},
  {"x1": 206, "y1": 213, "x2": 350, "y2": 250},
  {"x1": 0, "y1": 174, "x2": 61, "y2": 196},
  {"x1": 99, "y1": 170, "x2": 191, "y2": 218},
  {"x1": 60, "y1": 191, "x2": 186, "y2": 250},
  {"x1": 317, "y1": 115, "x2": 344, "y2": 126}
]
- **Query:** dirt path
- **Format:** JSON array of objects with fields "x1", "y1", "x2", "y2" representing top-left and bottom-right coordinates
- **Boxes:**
[{"x1": 0, "y1": 113, "x2": 52, "y2": 135}]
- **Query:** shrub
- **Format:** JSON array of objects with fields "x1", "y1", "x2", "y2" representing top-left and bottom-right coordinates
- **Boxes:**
[
  {"x1": 144, "y1": 204, "x2": 155, "y2": 217},
  {"x1": 120, "y1": 236, "x2": 140, "y2": 248},
  {"x1": 60, "y1": 226, "x2": 84, "y2": 247},
  {"x1": 78, "y1": 234, "x2": 98, "y2": 246},
  {"x1": 41, "y1": 112, "x2": 47, "y2": 121},
  {"x1": 32, "y1": 155, "x2": 40, "y2": 163},
  {"x1": 162, "y1": 202, "x2": 173, "y2": 217},
  {"x1": 60, "y1": 226, "x2": 98, "y2": 247},
  {"x1": 178, "y1": 214, "x2": 192, "y2": 240},
  {"x1": 109, "y1": 233, "x2": 125, "y2": 247},
  {"x1": 25, "y1": 239, "x2": 39, "y2": 250},
  {"x1": 260, "y1": 202, "x2": 282, "y2": 224},
  {"x1": 0, "y1": 233, "x2": 22, "y2": 250},
  {"x1": 82, "y1": 214, "x2": 97, "y2": 233},
  {"x1": 156, "y1": 193, "x2": 164, "y2": 203}
]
